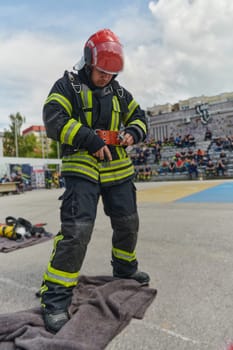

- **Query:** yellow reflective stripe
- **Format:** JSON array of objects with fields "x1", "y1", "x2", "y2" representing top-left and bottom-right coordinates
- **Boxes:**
[
  {"x1": 128, "y1": 119, "x2": 147, "y2": 134},
  {"x1": 61, "y1": 163, "x2": 99, "y2": 181},
  {"x1": 45, "y1": 93, "x2": 72, "y2": 116},
  {"x1": 110, "y1": 96, "x2": 120, "y2": 131},
  {"x1": 62, "y1": 152, "x2": 98, "y2": 170},
  {"x1": 111, "y1": 110, "x2": 119, "y2": 131},
  {"x1": 123, "y1": 99, "x2": 139, "y2": 124},
  {"x1": 60, "y1": 118, "x2": 82, "y2": 145},
  {"x1": 63, "y1": 154, "x2": 98, "y2": 169},
  {"x1": 40, "y1": 284, "x2": 48, "y2": 294},
  {"x1": 98, "y1": 158, "x2": 132, "y2": 171},
  {"x1": 61, "y1": 151, "x2": 134, "y2": 184},
  {"x1": 115, "y1": 146, "x2": 127, "y2": 159},
  {"x1": 85, "y1": 110, "x2": 92, "y2": 127},
  {"x1": 112, "y1": 95, "x2": 121, "y2": 112},
  {"x1": 52, "y1": 232, "x2": 63, "y2": 250},
  {"x1": 44, "y1": 262, "x2": 79, "y2": 287},
  {"x1": 112, "y1": 247, "x2": 136, "y2": 262},
  {"x1": 81, "y1": 89, "x2": 93, "y2": 127},
  {"x1": 47, "y1": 233, "x2": 63, "y2": 264},
  {"x1": 100, "y1": 165, "x2": 135, "y2": 183},
  {"x1": 44, "y1": 232, "x2": 79, "y2": 287}
]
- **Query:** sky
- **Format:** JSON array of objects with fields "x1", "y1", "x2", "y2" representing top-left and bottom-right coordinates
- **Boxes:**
[{"x1": 1, "y1": 0, "x2": 233, "y2": 131}]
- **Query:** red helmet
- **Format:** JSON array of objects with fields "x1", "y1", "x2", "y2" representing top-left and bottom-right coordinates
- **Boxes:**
[{"x1": 84, "y1": 29, "x2": 124, "y2": 74}]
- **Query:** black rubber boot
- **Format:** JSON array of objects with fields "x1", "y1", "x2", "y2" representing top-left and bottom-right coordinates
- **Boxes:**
[
  {"x1": 128, "y1": 270, "x2": 150, "y2": 284},
  {"x1": 42, "y1": 309, "x2": 70, "y2": 334},
  {"x1": 114, "y1": 270, "x2": 150, "y2": 285}
]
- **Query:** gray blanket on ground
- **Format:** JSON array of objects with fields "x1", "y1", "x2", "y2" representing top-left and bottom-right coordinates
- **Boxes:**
[
  {"x1": 0, "y1": 234, "x2": 53, "y2": 253},
  {"x1": 0, "y1": 275, "x2": 157, "y2": 350}
]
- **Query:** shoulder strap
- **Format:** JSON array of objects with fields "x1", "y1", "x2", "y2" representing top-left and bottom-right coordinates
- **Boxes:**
[
  {"x1": 111, "y1": 80, "x2": 129, "y2": 113},
  {"x1": 67, "y1": 71, "x2": 87, "y2": 124}
]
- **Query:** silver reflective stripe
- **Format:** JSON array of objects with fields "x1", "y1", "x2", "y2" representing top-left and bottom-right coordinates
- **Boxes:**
[
  {"x1": 61, "y1": 163, "x2": 99, "y2": 180},
  {"x1": 112, "y1": 248, "x2": 136, "y2": 262},
  {"x1": 46, "y1": 270, "x2": 78, "y2": 284}
]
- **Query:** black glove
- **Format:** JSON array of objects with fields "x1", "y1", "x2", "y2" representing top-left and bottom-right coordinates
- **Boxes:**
[{"x1": 73, "y1": 127, "x2": 105, "y2": 153}]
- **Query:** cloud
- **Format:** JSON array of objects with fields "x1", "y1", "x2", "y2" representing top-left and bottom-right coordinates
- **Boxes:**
[
  {"x1": 0, "y1": 31, "x2": 81, "y2": 128},
  {"x1": 1, "y1": 0, "x2": 233, "y2": 130},
  {"x1": 119, "y1": 0, "x2": 233, "y2": 108}
]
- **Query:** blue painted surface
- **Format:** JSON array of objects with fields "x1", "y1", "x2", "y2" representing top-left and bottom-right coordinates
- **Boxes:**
[{"x1": 176, "y1": 182, "x2": 233, "y2": 203}]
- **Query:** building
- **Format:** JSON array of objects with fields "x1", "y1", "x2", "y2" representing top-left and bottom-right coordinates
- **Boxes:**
[
  {"x1": 147, "y1": 92, "x2": 233, "y2": 142},
  {"x1": 22, "y1": 125, "x2": 46, "y2": 138},
  {"x1": 22, "y1": 125, "x2": 51, "y2": 158}
]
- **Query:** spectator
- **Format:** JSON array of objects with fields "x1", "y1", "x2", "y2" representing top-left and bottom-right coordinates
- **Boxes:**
[
  {"x1": 138, "y1": 151, "x2": 146, "y2": 166},
  {"x1": 216, "y1": 157, "x2": 227, "y2": 176},
  {"x1": 180, "y1": 150, "x2": 187, "y2": 161},
  {"x1": 188, "y1": 134, "x2": 196, "y2": 147},
  {"x1": 152, "y1": 143, "x2": 161, "y2": 163},
  {"x1": 0, "y1": 174, "x2": 10, "y2": 183},
  {"x1": 174, "y1": 135, "x2": 183, "y2": 148},
  {"x1": 182, "y1": 135, "x2": 190, "y2": 147},
  {"x1": 143, "y1": 147, "x2": 150, "y2": 164},
  {"x1": 196, "y1": 148, "x2": 205, "y2": 163},
  {"x1": 52, "y1": 171, "x2": 60, "y2": 188},
  {"x1": 219, "y1": 150, "x2": 227, "y2": 160},
  {"x1": 12, "y1": 171, "x2": 24, "y2": 193},
  {"x1": 137, "y1": 167, "x2": 145, "y2": 181},
  {"x1": 143, "y1": 166, "x2": 152, "y2": 181},
  {"x1": 205, "y1": 160, "x2": 216, "y2": 177},
  {"x1": 183, "y1": 157, "x2": 191, "y2": 170},
  {"x1": 131, "y1": 154, "x2": 138, "y2": 166},
  {"x1": 45, "y1": 170, "x2": 52, "y2": 189},
  {"x1": 175, "y1": 157, "x2": 186, "y2": 172},
  {"x1": 168, "y1": 160, "x2": 176, "y2": 174},
  {"x1": 158, "y1": 160, "x2": 169, "y2": 174},
  {"x1": 222, "y1": 137, "x2": 231, "y2": 150},
  {"x1": 187, "y1": 148, "x2": 195, "y2": 159},
  {"x1": 214, "y1": 137, "x2": 223, "y2": 152},
  {"x1": 204, "y1": 129, "x2": 212, "y2": 141},
  {"x1": 187, "y1": 159, "x2": 199, "y2": 180}
]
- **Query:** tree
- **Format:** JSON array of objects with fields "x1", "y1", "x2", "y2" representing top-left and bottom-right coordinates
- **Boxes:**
[
  {"x1": 3, "y1": 112, "x2": 25, "y2": 157},
  {"x1": 20, "y1": 134, "x2": 41, "y2": 158},
  {"x1": 3, "y1": 112, "x2": 55, "y2": 158},
  {"x1": 48, "y1": 140, "x2": 61, "y2": 159}
]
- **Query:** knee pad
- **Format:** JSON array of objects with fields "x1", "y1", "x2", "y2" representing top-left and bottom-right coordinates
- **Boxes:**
[
  {"x1": 111, "y1": 212, "x2": 139, "y2": 233},
  {"x1": 62, "y1": 221, "x2": 94, "y2": 246}
]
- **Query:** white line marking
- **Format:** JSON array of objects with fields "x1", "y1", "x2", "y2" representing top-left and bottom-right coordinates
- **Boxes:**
[{"x1": 144, "y1": 321, "x2": 209, "y2": 346}]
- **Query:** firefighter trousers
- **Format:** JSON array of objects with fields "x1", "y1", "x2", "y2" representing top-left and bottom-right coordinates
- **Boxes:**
[{"x1": 41, "y1": 176, "x2": 139, "y2": 312}]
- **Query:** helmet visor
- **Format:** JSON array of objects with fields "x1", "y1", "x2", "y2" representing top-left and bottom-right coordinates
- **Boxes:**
[{"x1": 93, "y1": 41, "x2": 124, "y2": 74}]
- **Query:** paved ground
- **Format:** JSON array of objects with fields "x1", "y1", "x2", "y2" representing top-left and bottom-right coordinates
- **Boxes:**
[{"x1": 0, "y1": 180, "x2": 233, "y2": 350}]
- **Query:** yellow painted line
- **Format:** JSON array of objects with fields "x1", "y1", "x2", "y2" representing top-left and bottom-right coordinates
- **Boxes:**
[{"x1": 137, "y1": 181, "x2": 222, "y2": 203}]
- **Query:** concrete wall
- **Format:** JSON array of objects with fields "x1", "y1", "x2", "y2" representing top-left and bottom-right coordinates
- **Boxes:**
[{"x1": 149, "y1": 100, "x2": 233, "y2": 141}]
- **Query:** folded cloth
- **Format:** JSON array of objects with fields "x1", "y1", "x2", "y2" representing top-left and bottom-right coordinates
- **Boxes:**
[
  {"x1": 0, "y1": 234, "x2": 53, "y2": 253},
  {"x1": 0, "y1": 275, "x2": 157, "y2": 350}
]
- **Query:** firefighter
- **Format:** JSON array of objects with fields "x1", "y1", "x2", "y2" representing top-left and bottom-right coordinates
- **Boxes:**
[{"x1": 40, "y1": 28, "x2": 150, "y2": 333}]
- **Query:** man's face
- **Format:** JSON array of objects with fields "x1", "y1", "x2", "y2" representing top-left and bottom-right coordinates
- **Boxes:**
[{"x1": 91, "y1": 67, "x2": 113, "y2": 87}]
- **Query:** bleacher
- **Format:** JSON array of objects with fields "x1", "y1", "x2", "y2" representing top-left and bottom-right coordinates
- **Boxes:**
[{"x1": 129, "y1": 139, "x2": 233, "y2": 182}]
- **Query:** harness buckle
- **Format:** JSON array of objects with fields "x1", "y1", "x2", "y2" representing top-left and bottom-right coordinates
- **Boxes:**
[
  {"x1": 72, "y1": 83, "x2": 82, "y2": 94},
  {"x1": 117, "y1": 88, "x2": 124, "y2": 98},
  {"x1": 103, "y1": 85, "x2": 113, "y2": 95}
]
